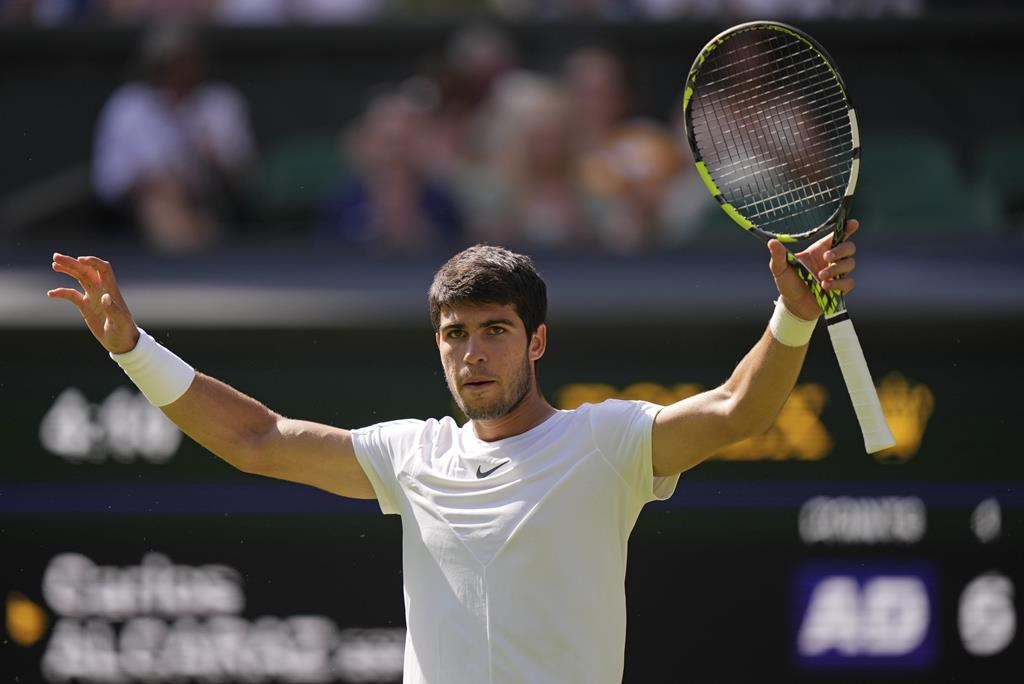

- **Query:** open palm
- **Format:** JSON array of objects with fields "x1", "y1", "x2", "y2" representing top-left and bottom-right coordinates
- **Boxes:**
[{"x1": 48, "y1": 254, "x2": 139, "y2": 354}]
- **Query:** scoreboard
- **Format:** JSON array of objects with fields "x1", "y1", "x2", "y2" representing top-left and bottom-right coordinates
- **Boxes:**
[{"x1": 2, "y1": 298, "x2": 1021, "y2": 681}]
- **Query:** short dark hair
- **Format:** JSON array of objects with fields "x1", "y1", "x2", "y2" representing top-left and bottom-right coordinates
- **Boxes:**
[{"x1": 429, "y1": 245, "x2": 547, "y2": 337}]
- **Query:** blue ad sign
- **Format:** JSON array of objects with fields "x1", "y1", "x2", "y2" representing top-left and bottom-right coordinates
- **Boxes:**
[{"x1": 793, "y1": 563, "x2": 938, "y2": 669}]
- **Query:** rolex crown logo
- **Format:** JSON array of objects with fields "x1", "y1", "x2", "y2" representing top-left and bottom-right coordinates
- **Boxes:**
[
  {"x1": 874, "y1": 372, "x2": 935, "y2": 463},
  {"x1": 6, "y1": 591, "x2": 49, "y2": 647}
]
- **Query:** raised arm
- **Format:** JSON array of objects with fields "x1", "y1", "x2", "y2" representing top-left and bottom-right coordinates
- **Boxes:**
[
  {"x1": 651, "y1": 221, "x2": 860, "y2": 477},
  {"x1": 48, "y1": 253, "x2": 374, "y2": 499}
]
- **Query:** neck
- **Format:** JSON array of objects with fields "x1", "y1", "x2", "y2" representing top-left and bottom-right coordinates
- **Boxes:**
[{"x1": 470, "y1": 391, "x2": 557, "y2": 442}]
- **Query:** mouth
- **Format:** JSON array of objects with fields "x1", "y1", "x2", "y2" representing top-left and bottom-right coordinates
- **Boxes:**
[{"x1": 462, "y1": 378, "x2": 496, "y2": 391}]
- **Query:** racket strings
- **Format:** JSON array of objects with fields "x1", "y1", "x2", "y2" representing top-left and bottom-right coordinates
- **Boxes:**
[
  {"x1": 743, "y1": 181, "x2": 845, "y2": 224},
  {"x1": 706, "y1": 121, "x2": 850, "y2": 183},
  {"x1": 701, "y1": 36, "x2": 824, "y2": 86},
  {"x1": 701, "y1": 47, "x2": 844, "y2": 132},
  {"x1": 696, "y1": 107, "x2": 847, "y2": 216},
  {"x1": 702, "y1": 52, "x2": 841, "y2": 114},
  {"x1": 696, "y1": 96, "x2": 847, "y2": 182},
  {"x1": 739, "y1": 164, "x2": 848, "y2": 212},
  {"x1": 698, "y1": 110, "x2": 848, "y2": 230},
  {"x1": 690, "y1": 30, "x2": 853, "y2": 236},
  {"x1": 702, "y1": 83, "x2": 847, "y2": 140},
  {"x1": 698, "y1": 97, "x2": 848, "y2": 197},
  {"x1": 699, "y1": 66, "x2": 847, "y2": 175}
]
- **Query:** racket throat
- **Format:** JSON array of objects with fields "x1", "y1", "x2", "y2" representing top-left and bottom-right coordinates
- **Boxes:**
[
  {"x1": 787, "y1": 252, "x2": 846, "y2": 317},
  {"x1": 831, "y1": 199, "x2": 852, "y2": 247}
]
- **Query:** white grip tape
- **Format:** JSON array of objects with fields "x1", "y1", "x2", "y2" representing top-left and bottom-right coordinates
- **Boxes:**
[
  {"x1": 110, "y1": 327, "x2": 196, "y2": 407},
  {"x1": 826, "y1": 318, "x2": 896, "y2": 453}
]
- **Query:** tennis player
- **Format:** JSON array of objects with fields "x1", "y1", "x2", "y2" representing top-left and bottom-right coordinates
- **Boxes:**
[{"x1": 48, "y1": 222, "x2": 859, "y2": 683}]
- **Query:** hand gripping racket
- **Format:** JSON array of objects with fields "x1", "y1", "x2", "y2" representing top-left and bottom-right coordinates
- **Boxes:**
[{"x1": 682, "y1": 21, "x2": 896, "y2": 453}]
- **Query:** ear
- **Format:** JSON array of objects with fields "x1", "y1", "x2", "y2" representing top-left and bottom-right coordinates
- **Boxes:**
[
  {"x1": 435, "y1": 331, "x2": 441, "y2": 349},
  {"x1": 529, "y1": 324, "x2": 547, "y2": 361}
]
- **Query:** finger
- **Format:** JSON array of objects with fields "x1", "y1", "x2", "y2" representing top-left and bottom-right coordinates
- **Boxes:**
[
  {"x1": 52, "y1": 254, "x2": 87, "y2": 276},
  {"x1": 46, "y1": 288, "x2": 86, "y2": 306},
  {"x1": 53, "y1": 253, "x2": 93, "y2": 276},
  {"x1": 823, "y1": 276, "x2": 855, "y2": 294},
  {"x1": 77, "y1": 255, "x2": 112, "y2": 272},
  {"x1": 51, "y1": 261, "x2": 97, "y2": 293},
  {"x1": 823, "y1": 240, "x2": 856, "y2": 263},
  {"x1": 53, "y1": 254, "x2": 100, "y2": 288},
  {"x1": 819, "y1": 257, "x2": 856, "y2": 281},
  {"x1": 77, "y1": 256, "x2": 118, "y2": 290},
  {"x1": 52, "y1": 259, "x2": 90, "y2": 279},
  {"x1": 844, "y1": 218, "x2": 860, "y2": 237},
  {"x1": 805, "y1": 232, "x2": 833, "y2": 257},
  {"x1": 767, "y1": 239, "x2": 789, "y2": 278}
]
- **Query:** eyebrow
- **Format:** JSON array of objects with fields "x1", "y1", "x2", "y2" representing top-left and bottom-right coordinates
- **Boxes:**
[{"x1": 441, "y1": 317, "x2": 518, "y2": 333}]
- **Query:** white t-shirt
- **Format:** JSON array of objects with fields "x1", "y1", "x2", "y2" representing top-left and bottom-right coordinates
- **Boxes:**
[{"x1": 352, "y1": 399, "x2": 679, "y2": 684}]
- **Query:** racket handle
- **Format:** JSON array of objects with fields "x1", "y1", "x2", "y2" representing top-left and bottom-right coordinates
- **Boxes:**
[{"x1": 825, "y1": 316, "x2": 896, "y2": 453}]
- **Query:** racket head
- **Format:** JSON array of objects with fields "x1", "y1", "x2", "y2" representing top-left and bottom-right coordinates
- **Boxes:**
[{"x1": 682, "y1": 21, "x2": 860, "y2": 245}]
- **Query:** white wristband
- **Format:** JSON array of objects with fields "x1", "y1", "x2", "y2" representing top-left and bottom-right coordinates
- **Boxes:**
[
  {"x1": 768, "y1": 299, "x2": 817, "y2": 347},
  {"x1": 110, "y1": 328, "x2": 196, "y2": 407}
]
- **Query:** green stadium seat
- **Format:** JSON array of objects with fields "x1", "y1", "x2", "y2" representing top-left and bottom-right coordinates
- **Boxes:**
[
  {"x1": 957, "y1": 181, "x2": 1004, "y2": 235},
  {"x1": 854, "y1": 130, "x2": 998, "y2": 241},
  {"x1": 246, "y1": 131, "x2": 350, "y2": 232},
  {"x1": 977, "y1": 129, "x2": 1024, "y2": 232},
  {"x1": 688, "y1": 201, "x2": 756, "y2": 247},
  {"x1": 859, "y1": 181, "x2": 1004, "y2": 243}
]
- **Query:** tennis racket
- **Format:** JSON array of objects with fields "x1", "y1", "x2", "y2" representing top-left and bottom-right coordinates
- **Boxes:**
[{"x1": 682, "y1": 21, "x2": 896, "y2": 454}]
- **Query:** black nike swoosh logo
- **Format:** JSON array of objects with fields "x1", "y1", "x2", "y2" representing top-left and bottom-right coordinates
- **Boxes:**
[{"x1": 476, "y1": 460, "x2": 510, "y2": 479}]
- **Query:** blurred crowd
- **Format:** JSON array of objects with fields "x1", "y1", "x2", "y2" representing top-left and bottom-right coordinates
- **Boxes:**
[
  {"x1": 7, "y1": 2, "x2": 1020, "y2": 255},
  {"x1": 82, "y1": 20, "x2": 726, "y2": 254},
  {"x1": 0, "y1": 0, "x2": 927, "y2": 25}
]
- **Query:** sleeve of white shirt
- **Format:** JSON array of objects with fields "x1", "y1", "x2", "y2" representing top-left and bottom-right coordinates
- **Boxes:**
[
  {"x1": 350, "y1": 419, "x2": 424, "y2": 515},
  {"x1": 588, "y1": 399, "x2": 680, "y2": 503}
]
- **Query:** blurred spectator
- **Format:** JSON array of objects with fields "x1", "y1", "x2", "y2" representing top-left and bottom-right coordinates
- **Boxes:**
[
  {"x1": 659, "y1": 97, "x2": 721, "y2": 245},
  {"x1": 718, "y1": 0, "x2": 924, "y2": 19},
  {"x1": 493, "y1": 0, "x2": 925, "y2": 20},
  {"x1": 214, "y1": 0, "x2": 384, "y2": 24},
  {"x1": 415, "y1": 22, "x2": 520, "y2": 180},
  {"x1": 316, "y1": 88, "x2": 464, "y2": 252},
  {"x1": 0, "y1": 0, "x2": 946, "y2": 24},
  {"x1": 563, "y1": 46, "x2": 685, "y2": 252},
  {"x1": 563, "y1": 47, "x2": 629, "y2": 158},
  {"x1": 456, "y1": 72, "x2": 614, "y2": 250},
  {"x1": 0, "y1": 0, "x2": 387, "y2": 25},
  {"x1": 2, "y1": 0, "x2": 96, "y2": 23},
  {"x1": 392, "y1": 0, "x2": 491, "y2": 17},
  {"x1": 101, "y1": 0, "x2": 215, "y2": 22},
  {"x1": 490, "y1": 0, "x2": 631, "y2": 20},
  {"x1": 92, "y1": 20, "x2": 256, "y2": 252}
]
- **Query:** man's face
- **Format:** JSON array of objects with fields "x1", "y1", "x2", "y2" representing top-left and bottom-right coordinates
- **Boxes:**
[{"x1": 436, "y1": 302, "x2": 543, "y2": 421}]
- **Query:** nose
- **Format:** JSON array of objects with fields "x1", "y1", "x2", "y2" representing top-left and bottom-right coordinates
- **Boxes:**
[{"x1": 463, "y1": 334, "x2": 487, "y2": 365}]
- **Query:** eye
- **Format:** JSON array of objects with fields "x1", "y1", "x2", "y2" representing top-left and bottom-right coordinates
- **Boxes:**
[
  {"x1": 446, "y1": 329, "x2": 466, "y2": 339},
  {"x1": 488, "y1": 326, "x2": 506, "y2": 335}
]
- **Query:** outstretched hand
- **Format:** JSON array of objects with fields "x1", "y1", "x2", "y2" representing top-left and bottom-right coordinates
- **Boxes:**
[
  {"x1": 768, "y1": 219, "x2": 859, "y2": 321},
  {"x1": 48, "y1": 254, "x2": 140, "y2": 354}
]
